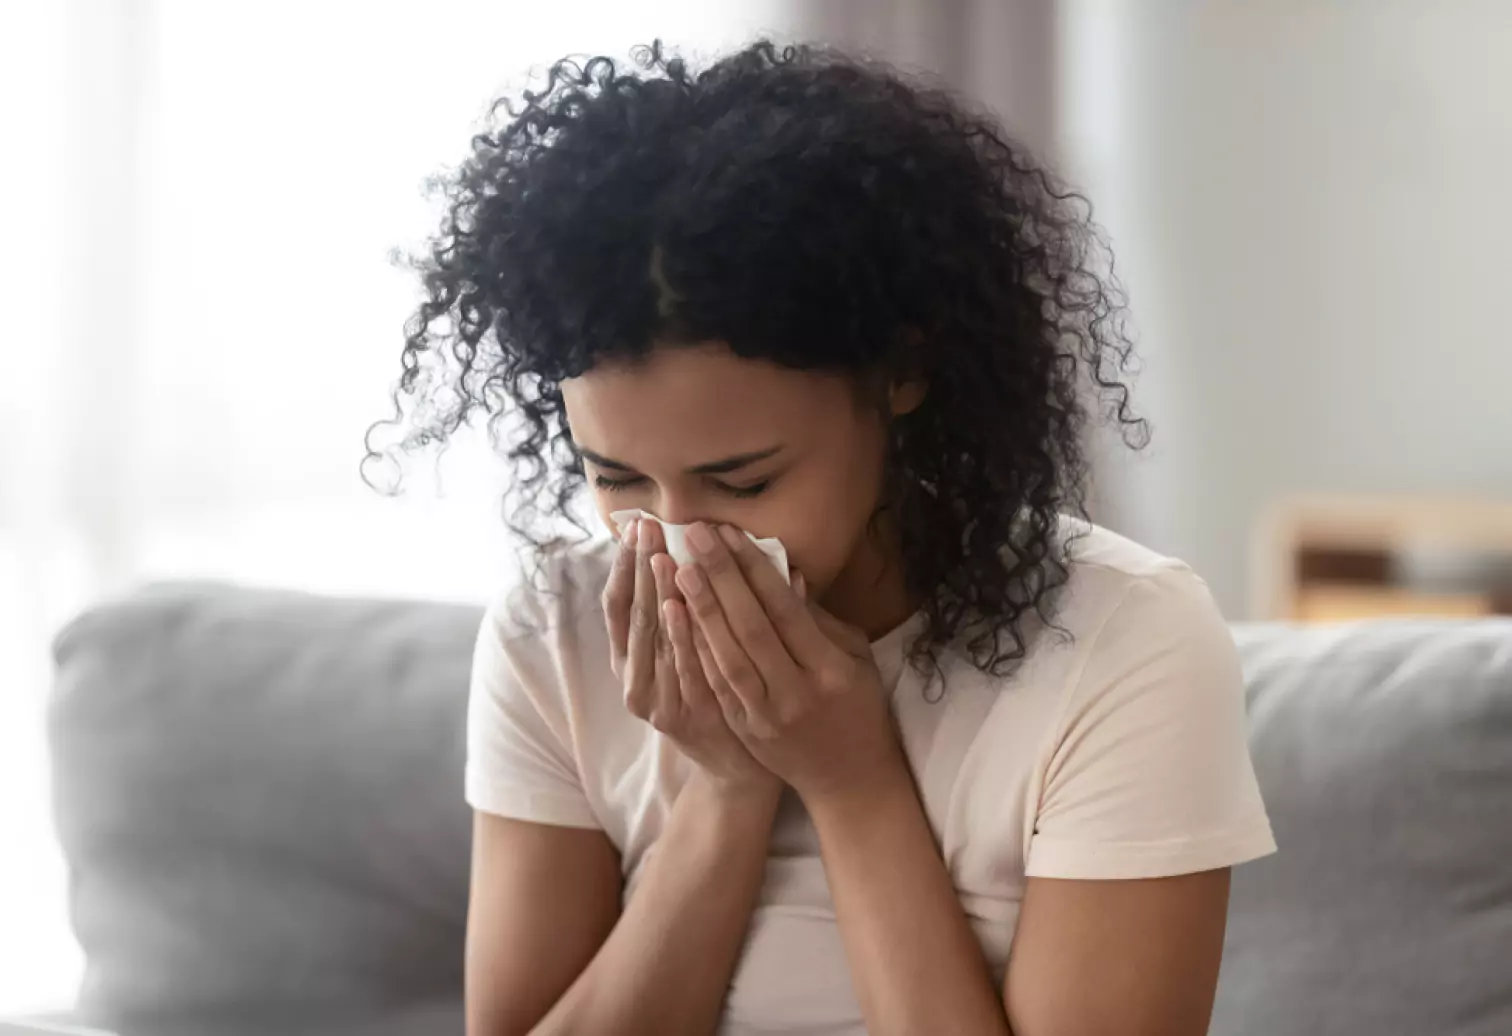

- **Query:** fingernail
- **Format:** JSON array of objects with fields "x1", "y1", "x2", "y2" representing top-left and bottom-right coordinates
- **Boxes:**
[
  {"x1": 793, "y1": 571, "x2": 806, "y2": 599},
  {"x1": 624, "y1": 519, "x2": 639, "y2": 548},
  {"x1": 718, "y1": 525, "x2": 743, "y2": 550},
  {"x1": 687, "y1": 522, "x2": 716, "y2": 555},
  {"x1": 676, "y1": 564, "x2": 705, "y2": 597}
]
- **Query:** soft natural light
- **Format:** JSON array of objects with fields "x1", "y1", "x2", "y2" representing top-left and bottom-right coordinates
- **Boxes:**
[{"x1": 1, "y1": 0, "x2": 791, "y2": 1014}]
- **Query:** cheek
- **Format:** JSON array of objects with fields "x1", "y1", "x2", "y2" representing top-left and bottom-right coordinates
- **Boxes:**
[{"x1": 759, "y1": 449, "x2": 886, "y2": 587}]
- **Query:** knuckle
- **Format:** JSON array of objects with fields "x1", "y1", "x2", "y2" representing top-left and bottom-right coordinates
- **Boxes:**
[
  {"x1": 715, "y1": 694, "x2": 745, "y2": 724},
  {"x1": 744, "y1": 714, "x2": 777, "y2": 739},
  {"x1": 816, "y1": 662, "x2": 854, "y2": 695},
  {"x1": 768, "y1": 592, "x2": 803, "y2": 623},
  {"x1": 674, "y1": 654, "x2": 701, "y2": 686},
  {"x1": 774, "y1": 700, "x2": 805, "y2": 727},
  {"x1": 724, "y1": 658, "x2": 761, "y2": 693},
  {"x1": 703, "y1": 667, "x2": 731, "y2": 696},
  {"x1": 628, "y1": 602, "x2": 656, "y2": 634},
  {"x1": 702, "y1": 548, "x2": 736, "y2": 576},
  {"x1": 734, "y1": 616, "x2": 771, "y2": 646}
]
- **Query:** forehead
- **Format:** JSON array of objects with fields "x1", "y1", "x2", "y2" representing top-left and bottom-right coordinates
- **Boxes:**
[{"x1": 561, "y1": 344, "x2": 857, "y2": 463}]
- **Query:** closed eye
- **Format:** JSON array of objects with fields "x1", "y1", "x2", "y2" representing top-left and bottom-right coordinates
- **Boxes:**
[
  {"x1": 716, "y1": 479, "x2": 771, "y2": 499},
  {"x1": 590, "y1": 474, "x2": 774, "y2": 498},
  {"x1": 593, "y1": 474, "x2": 648, "y2": 492}
]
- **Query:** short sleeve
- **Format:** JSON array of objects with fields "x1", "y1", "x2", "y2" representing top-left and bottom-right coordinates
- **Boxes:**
[
  {"x1": 465, "y1": 592, "x2": 601, "y2": 829},
  {"x1": 1025, "y1": 567, "x2": 1276, "y2": 880}
]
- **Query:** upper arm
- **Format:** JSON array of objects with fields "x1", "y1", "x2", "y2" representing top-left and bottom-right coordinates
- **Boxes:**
[
  {"x1": 1027, "y1": 567, "x2": 1274, "y2": 881},
  {"x1": 1003, "y1": 869, "x2": 1231, "y2": 1036},
  {"x1": 1005, "y1": 568, "x2": 1270, "y2": 1033},
  {"x1": 464, "y1": 581, "x2": 622, "y2": 1034},
  {"x1": 466, "y1": 811, "x2": 622, "y2": 1036}
]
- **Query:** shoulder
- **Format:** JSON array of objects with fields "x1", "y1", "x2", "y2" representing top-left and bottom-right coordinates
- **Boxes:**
[
  {"x1": 481, "y1": 535, "x2": 618, "y2": 646},
  {"x1": 472, "y1": 536, "x2": 618, "y2": 718},
  {"x1": 466, "y1": 537, "x2": 618, "y2": 827},
  {"x1": 1058, "y1": 514, "x2": 1201, "y2": 593},
  {"x1": 1053, "y1": 515, "x2": 1228, "y2": 656},
  {"x1": 469, "y1": 534, "x2": 619, "y2": 741},
  {"x1": 985, "y1": 515, "x2": 1244, "y2": 764}
]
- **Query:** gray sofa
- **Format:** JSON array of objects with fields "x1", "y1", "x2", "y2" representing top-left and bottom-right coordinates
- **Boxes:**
[{"x1": 43, "y1": 583, "x2": 1512, "y2": 1035}]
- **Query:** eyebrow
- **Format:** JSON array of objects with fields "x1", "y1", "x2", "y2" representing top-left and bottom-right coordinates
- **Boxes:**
[{"x1": 578, "y1": 445, "x2": 783, "y2": 476}]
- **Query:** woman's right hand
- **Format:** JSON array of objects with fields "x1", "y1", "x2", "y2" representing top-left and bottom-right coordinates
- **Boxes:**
[{"x1": 605, "y1": 518, "x2": 781, "y2": 800}]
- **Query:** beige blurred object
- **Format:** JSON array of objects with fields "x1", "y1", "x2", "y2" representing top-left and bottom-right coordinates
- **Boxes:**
[
  {"x1": 1253, "y1": 495, "x2": 1512, "y2": 622},
  {"x1": 1293, "y1": 587, "x2": 1492, "y2": 623}
]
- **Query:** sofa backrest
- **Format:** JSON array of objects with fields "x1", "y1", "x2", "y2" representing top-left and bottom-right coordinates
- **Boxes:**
[
  {"x1": 50, "y1": 585, "x2": 1512, "y2": 1035},
  {"x1": 1215, "y1": 620, "x2": 1512, "y2": 1036},
  {"x1": 49, "y1": 583, "x2": 479, "y2": 1036}
]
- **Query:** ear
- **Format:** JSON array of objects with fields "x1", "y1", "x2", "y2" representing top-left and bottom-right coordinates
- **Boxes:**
[
  {"x1": 886, "y1": 327, "x2": 928, "y2": 417},
  {"x1": 889, "y1": 376, "x2": 928, "y2": 417}
]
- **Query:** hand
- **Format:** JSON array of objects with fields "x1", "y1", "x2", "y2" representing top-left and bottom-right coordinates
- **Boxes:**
[
  {"x1": 673, "y1": 523, "x2": 909, "y2": 805},
  {"x1": 604, "y1": 518, "x2": 780, "y2": 801}
]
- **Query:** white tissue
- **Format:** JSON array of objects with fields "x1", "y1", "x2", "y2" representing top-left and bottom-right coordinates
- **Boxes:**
[{"x1": 610, "y1": 509, "x2": 791, "y2": 585}]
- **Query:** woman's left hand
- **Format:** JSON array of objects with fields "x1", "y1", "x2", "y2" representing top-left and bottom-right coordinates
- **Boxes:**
[{"x1": 673, "y1": 523, "x2": 908, "y2": 805}]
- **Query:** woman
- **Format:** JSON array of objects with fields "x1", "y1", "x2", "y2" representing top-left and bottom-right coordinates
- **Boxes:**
[{"x1": 380, "y1": 40, "x2": 1275, "y2": 1036}]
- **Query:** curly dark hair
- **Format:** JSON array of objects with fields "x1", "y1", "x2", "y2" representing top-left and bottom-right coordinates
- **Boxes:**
[{"x1": 368, "y1": 39, "x2": 1147, "y2": 676}]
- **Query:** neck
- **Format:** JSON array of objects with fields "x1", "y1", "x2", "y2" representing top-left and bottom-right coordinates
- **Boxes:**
[{"x1": 818, "y1": 526, "x2": 916, "y2": 642}]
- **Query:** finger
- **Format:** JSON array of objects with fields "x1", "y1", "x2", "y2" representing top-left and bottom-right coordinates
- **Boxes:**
[
  {"x1": 793, "y1": 570, "x2": 807, "y2": 601},
  {"x1": 684, "y1": 523, "x2": 803, "y2": 687},
  {"x1": 650, "y1": 553, "x2": 685, "y2": 729},
  {"x1": 623, "y1": 519, "x2": 662, "y2": 716},
  {"x1": 713, "y1": 524, "x2": 834, "y2": 672},
  {"x1": 602, "y1": 518, "x2": 638, "y2": 666},
  {"x1": 676, "y1": 559, "x2": 774, "y2": 715},
  {"x1": 691, "y1": 614, "x2": 744, "y2": 727},
  {"x1": 663, "y1": 597, "x2": 714, "y2": 712}
]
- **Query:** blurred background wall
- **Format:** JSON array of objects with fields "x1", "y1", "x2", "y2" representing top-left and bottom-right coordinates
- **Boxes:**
[
  {"x1": 4, "y1": 0, "x2": 1510, "y2": 1015},
  {"x1": 1061, "y1": 0, "x2": 1512, "y2": 615}
]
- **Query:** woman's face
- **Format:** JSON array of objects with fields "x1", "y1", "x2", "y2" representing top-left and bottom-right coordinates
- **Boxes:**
[{"x1": 561, "y1": 343, "x2": 889, "y2": 595}]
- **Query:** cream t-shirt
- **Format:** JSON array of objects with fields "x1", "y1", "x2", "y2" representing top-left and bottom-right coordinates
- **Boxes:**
[{"x1": 465, "y1": 517, "x2": 1276, "y2": 1034}]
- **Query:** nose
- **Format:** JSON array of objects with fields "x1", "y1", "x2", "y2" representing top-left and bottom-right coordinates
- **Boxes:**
[{"x1": 650, "y1": 495, "x2": 700, "y2": 528}]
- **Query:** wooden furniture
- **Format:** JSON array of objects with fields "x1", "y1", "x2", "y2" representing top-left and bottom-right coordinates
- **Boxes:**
[{"x1": 1252, "y1": 495, "x2": 1512, "y2": 622}]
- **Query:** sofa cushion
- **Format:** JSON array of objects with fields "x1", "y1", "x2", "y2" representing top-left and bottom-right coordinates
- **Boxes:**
[
  {"x1": 49, "y1": 583, "x2": 482, "y2": 1035},
  {"x1": 1212, "y1": 620, "x2": 1512, "y2": 1036},
  {"x1": 51, "y1": 586, "x2": 1512, "y2": 1035}
]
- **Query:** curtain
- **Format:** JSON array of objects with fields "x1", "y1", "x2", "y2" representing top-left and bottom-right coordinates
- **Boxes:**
[
  {"x1": 0, "y1": 0, "x2": 790, "y2": 1013},
  {"x1": 787, "y1": 0, "x2": 1059, "y2": 159}
]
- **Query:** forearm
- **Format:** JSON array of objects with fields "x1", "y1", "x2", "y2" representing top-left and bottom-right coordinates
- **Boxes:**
[
  {"x1": 809, "y1": 768, "x2": 1010, "y2": 1036},
  {"x1": 534, "y1": 774, "x2": 778, "y2": 1036}
]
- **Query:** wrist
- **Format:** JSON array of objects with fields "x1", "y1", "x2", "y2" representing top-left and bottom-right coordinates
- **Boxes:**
[
  {"x1": 801, "y1": 757, "x2": 917, "y2": 830},
  {"x1": 682, "y1": 769, "x2": 783, "y2": 827}
]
